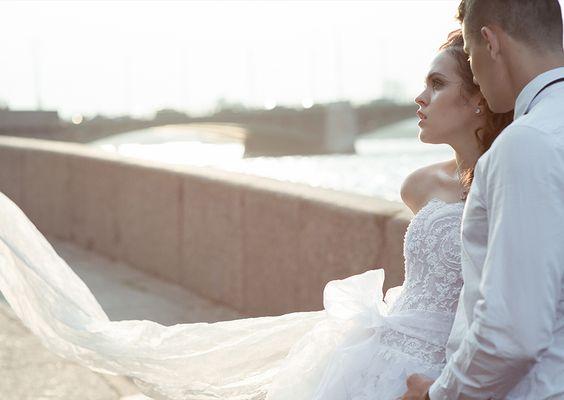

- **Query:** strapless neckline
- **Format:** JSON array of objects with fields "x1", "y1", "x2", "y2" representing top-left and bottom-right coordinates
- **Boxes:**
[
  {"x1": 428, "y1": 197, "x2": 465, "y2": 206},
  {"x1": 419, "y1": 197, "x2": 465, "y2": 215}
]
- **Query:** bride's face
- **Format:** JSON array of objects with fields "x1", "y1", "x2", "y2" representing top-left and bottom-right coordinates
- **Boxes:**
[{"x1": 414, "y1": 50, "x2": 481, "y2": 146}]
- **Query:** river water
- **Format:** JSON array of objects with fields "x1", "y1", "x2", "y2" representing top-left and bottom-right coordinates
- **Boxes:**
[{"x1": 91, "y1": 118, "x2": 453, "y2": 202}]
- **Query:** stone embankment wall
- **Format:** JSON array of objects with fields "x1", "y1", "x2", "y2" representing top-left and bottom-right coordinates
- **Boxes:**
[{"x1": 0, "y1": 136, "x2": 412, "y2": 317}]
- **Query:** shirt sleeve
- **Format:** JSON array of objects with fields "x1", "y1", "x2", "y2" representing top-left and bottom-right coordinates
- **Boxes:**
[{"x1": 429, "y1": 125, "x2": 564, "y2": 399}]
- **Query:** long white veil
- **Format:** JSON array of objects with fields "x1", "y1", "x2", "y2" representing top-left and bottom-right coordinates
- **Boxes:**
[
  {"x1": 1, "y1": 191, "x2": 434, "y2": 400},
  {"x1": 0, "y1": 192, "x2": 336, "y2": 399}
]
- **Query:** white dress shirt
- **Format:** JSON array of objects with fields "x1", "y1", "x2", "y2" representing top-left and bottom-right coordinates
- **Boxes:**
[{"x1": 429, "y1": 67, "x2": 564, "y2": 399}]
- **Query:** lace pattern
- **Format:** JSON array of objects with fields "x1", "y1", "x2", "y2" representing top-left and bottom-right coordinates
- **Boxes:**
[
  {"x1": 378, "y1": 328, "x2": 447, "y2": 365},
  {"x1": 381, "y1": 198, "x2": 465, "y2": 365}
]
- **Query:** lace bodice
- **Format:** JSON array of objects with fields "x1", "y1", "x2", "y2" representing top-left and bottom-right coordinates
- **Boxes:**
[
  {"x1": 393, "y1": 197, "x2": 465, "y2": 314},
  {"x1": 379, "y1": 197, "x2": 465, "y2": 365}
]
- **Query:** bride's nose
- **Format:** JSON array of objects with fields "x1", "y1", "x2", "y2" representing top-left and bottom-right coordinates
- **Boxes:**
[{"x1": 414, "y1": 90, "x2": 427, "y2": 107}]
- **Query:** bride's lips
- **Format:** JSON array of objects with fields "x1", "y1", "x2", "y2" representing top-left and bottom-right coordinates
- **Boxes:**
[{"x1": 417, "y1": 110, "x2": 427, "y2": 126}]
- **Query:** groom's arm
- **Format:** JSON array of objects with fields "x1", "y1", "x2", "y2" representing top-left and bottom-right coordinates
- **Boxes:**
[{"x1": 429, "y1": 126, "x2": 564, "y2": 399}]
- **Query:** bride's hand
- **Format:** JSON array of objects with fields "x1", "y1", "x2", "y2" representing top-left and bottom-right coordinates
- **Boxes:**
[{"x1": 398, "y1": 373, "x2": 434, "y2": 400}]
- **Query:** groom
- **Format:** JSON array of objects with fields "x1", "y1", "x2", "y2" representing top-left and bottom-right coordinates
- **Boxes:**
[{"x1": 402, "y1": 0, "x2": 564, "y2": 399}]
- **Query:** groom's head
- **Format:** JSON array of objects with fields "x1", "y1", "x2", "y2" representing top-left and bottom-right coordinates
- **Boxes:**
[{"x1": 458, "y1": 0, "x2": 563, "y2": 113}]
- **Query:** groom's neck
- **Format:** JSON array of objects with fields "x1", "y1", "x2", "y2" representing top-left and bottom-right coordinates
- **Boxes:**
[{"x1": 507, "y1": 45, "x2": 564, "y2": 103}]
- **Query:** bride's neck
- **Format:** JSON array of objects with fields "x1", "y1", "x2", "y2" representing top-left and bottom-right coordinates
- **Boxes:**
[{"x1": 453, "y1": 139, "x2": 483, "y2": 173}]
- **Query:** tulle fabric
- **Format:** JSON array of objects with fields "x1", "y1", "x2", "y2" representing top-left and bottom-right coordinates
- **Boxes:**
[
  {"x1": 267, "y1": 272, "x2": 454, "y2": 400},
  {"x1": 0, "y1": 192, "x2": 452, "y2": 399},
  {"x1": 0, "y1": 193, "x2": 324, "y2": 399}
]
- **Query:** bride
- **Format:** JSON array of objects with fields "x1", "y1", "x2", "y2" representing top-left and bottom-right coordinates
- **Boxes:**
[{"x1": 0, "y1": 30, "x2": 512, "y2": 400}]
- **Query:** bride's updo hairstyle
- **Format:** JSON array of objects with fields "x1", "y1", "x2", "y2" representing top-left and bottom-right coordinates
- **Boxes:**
[{"x1": 439, "y1": 29, "x2": 513, "y2": 199}]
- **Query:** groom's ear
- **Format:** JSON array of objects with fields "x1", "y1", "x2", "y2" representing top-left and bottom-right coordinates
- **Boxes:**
[{"x1": 480, "y1": 26, "x2": 500, "y2": 60}]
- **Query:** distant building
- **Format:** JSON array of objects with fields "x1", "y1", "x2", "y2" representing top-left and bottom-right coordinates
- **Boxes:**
[
  {"x1": 154, "y1": 109, "x2": 190, "y2": 124},
  {"x1": 0, "y1": 109, "x2": 62, "y2": 135}
]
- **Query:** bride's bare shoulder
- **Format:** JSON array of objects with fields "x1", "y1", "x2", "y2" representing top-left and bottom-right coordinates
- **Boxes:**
[{"x1": 400, "y1": 160, "x2": 456, "y2": 215}]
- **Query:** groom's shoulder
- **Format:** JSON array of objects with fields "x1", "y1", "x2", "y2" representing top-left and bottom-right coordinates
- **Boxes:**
[
  {"x1": 515, "y1": 91, "x2": 564, "y2": 137},
  {"x1": 478, "y1": 92, "x2": 564, "y2": 175},
  {"x1": 483, "y1": 120, "x2": 560, "y2": 172},
  {"x1": 493, "y1": 112, "x2": 560, "y2": 151}
]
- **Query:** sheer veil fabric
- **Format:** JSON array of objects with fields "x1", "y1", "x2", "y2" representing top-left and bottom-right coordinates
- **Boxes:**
[
  {"x1": 0, "y1": 192, "x2": 378, "y2": 399},
  {"x1": 0, "y1": 194, "x2": 330, "y2": 399},
  {"x1": 0, "y1": 192, "x2": 461, "y2": 399}
]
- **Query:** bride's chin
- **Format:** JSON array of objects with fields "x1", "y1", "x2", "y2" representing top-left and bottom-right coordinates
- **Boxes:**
[
  {"x1": 418, "y1": 131, "x2": 431, "y2": 144},
  {"x1": 418, "y1": 130, "x2": 442, "y2": 145}
]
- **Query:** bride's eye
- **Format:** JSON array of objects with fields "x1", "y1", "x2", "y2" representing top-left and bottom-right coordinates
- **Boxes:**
[{"x1": 432, "y1": 79, "x2": 444, "y2": 90}]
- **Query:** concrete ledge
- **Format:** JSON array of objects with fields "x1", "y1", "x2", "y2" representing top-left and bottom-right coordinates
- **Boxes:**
[{"x1": 0, "y1": 135, "x2": 413, "y2": 316}]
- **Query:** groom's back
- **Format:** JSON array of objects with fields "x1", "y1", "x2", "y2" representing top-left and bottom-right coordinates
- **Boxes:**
[
  {"x1": 517, "y1": 75, "x2": 564, "y2": 399},
  {"x1": 486, "y1": 71, "x2": 564, "y2": 399},
  {"x1": 444, "y1": 69, "x2": 564, "y2": 400},
  {"x1": 431, "y1": 2, "x2": 564, "y2": 399}
]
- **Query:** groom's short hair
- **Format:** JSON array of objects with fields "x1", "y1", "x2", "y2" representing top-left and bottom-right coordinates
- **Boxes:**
[{"x1": 458, "y1": 0, "x2": 563, "y2": 52}]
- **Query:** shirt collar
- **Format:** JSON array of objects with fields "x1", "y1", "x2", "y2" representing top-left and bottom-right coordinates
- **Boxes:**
[{"x1": 514, "y1": 66, "x2": 564, "y2": 119}]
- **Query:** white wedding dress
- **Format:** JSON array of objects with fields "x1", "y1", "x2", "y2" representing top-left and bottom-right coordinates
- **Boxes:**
[{"x1": 0, "y1": 192, "x2": 464, "y2": 400}]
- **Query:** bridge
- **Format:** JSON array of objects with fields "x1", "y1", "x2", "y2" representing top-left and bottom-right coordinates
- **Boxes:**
[
  {"x1": 1, "y1": 101, "x2": 417, "y2": 157},
  {"x1": 184, "y1": 101, "x2": 417, "y2": 156}
]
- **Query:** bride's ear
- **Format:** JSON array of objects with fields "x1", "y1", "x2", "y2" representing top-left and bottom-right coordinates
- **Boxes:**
[{"x1": 469, "y1": 94, "x2": 487, "y2": 116}]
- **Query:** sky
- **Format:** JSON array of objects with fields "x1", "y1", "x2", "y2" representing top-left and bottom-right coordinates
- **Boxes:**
[{"x1": 0, "y1": 1, "x2": 521, "y2": 119}]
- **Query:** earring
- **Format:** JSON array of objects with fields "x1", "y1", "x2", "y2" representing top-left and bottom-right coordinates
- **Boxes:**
[{"x1": 475, "y1": 108, "x2": 481, "y2": 115}]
